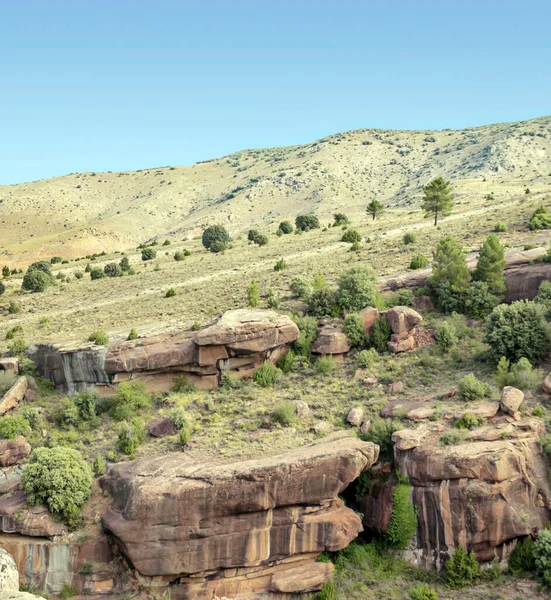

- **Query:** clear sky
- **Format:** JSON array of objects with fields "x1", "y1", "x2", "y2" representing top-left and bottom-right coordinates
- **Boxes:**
[{"x1": 1, "y1": 0, "x2": 550, "y2": 185}]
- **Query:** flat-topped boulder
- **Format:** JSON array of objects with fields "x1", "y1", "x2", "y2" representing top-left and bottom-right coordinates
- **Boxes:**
[
  {"x1": 27, "y1": 309, "x2": 299, "y2": 394},
  {"x1": 100, "y1": 435, "x2": 378, "y2": 597},
  {"x1": 312, "y1": 326, "x2": 350, "y2": 356}
]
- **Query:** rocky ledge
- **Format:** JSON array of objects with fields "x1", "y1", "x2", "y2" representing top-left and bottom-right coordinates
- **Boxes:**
[
  {"x1": 26, "y1": 309, "x2": 299, "y2": 394},
  {"x1": 100, "y1": 434, "x2": 379, "y2": 598}
]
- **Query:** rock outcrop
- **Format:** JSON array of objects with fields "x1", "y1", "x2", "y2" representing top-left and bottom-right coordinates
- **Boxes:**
[
  {"x1": 100, "y1": 435, "x2": 379, "y2": 598},
  {"x1": 0, "y1": 377, "x2": 28, "y2": 416},
  {"x1": 311, "y1": 325, "x2": 350, "y2": 358},
  {"x1": 385, "y1": 307, "x2": 428, "y2": 353},
  {"x1": 27, "y1": 309, "x2": 299, "y2": 394},
  {"x1": 0, "y1": 437, "x2": 30, "y2": 467}
]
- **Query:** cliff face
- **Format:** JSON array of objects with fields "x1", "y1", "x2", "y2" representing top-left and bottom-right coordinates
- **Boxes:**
[
  {"x1": 26, "y1": 309, "x2": 299, "y2": 394},
  {"x1": 100, "y1": 435, "x2": 379, "y2": 598}
]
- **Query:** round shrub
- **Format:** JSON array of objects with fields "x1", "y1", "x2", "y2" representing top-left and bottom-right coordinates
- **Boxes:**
[
  {"x1": 484, "y1": 301, "x2": 551, "y2": 364},
  {"x1": 253, "y1": 362, "x2": 281, "y2": 387},
  {"x1": 141, "y1": 248, "x2": 157, "y2": 261},
  {"x1": 445, "y1": 547, "x2": 480, "y2": 589},
  {"x1": 118, "y1": 419, "x2": 144, "y2": 456},
  {"x1": 27, "y1": 261, "x2": 52, "y2": 275},
  {"x1": 254, "y1": 233, "x2": 268, "y2": 246},
  {"x1": 341, "y1": 229, "x2": 361, "y2": 243},
  {"x1": 22, "y1": 270, "x2": 52, "y2": 292},
  {"x1": 409, "y1": 583, "x2": 438, "y2": 600},
  {"x1": 435, "y1": 321, "x2": 457, "y2": 352},
  {"x1": 247, "y1": 229, "x2": 259, "y2": 242},
  {"x1": 410, "y1": 252, "x2": 429, "y2": 270},
  {"x1": 119, "y1": 256, "x2": 130, "y2": 271},
  {"x1": 165, "y1": 288, "x2": 176, "y2": 298},
  {"x1": 458, "y1": 373, "x2": 491, "y2": 401},
  {"x1": 528, "y1": 206, "x2": 551, "y2": 230},
  {"x1": 0, "y1": 415, "x2": 30, "y2": 439},
  {"x1": 110, "y1": 381, "x2": 151, "y2": 421},
  {"x1": 534, "y1": 529, "x2": 551, "y2": 587},
  {"x1": 463, "y1": 281, "x2": 499, "y2": 319},
  {"x1": 337, "y1": 266, "x2": 378, "y2": 312},
  {"x1": 104, "y1": 263, "x2": 121, "y2": 278},
  {"x1": 357, "y1": 348, "x2": 378, "y2": 368},
  {"x1": 494, "y1": 222, "x2": 508, "y2": 232},
  {"x1": 88, "y1": 330, "x2": 109, "y2": 345},
  {"x1": 278, "y1": 220, "x2": 294, "y2": 234},
  {"x1": 273, "y1": 258, "x2": 288, "y2": 271},
  {"x1": 202, "y1": 225, "x2": 230, "y2": 252},
  {"x1": 89, "y1": 267, "x2": 105, "y2": 280},
  {"x1": 307, "y1": 288, "x2": 340, "y2": 318},
  {"x1": 174, "y1": 251, "x2": 185, "y2": 261},
  {"x1": 342, "y1": 314, "x2": 368, "y2": 349},
  {"x1": 290, "y1": 276, "x2": 312, "y2": 300},
  {"x1": 295, "y1": 214, "x2": 320, "y2": 231},
  {"x1": 21, "y1": 447, "x2": 93, "y2": 527},
  {"x1": 403, "y1": 232, "x2": 418, "y2": 245},
  {"x1": 271, "y1": 400, "x2": 297, "y2": 427},
  {"x1": 127, "y1": 328, "x2": 138, "y2": 340}
]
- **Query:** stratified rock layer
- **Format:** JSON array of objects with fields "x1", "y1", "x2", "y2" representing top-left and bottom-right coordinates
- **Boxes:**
[{"x1": 100, "y1": 435, "x2": 378, "y2": 598}]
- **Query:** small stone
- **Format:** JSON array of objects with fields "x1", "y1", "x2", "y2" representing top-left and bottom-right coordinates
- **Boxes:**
[
  {"x1": 360, "y1": 421, "x2": 371, "y2": 435},
  {"x1": 501, "y1": 386, "x2": 524, "y2": 416},
  {"x1": 347, "y1": 407, "x2": 364, "y2": 427},
  {"x1": 387, "y1": 382, "x2": 404, "y2": 394},
  {"x1": 147, "y1": 416, "x2": 176, "y2": 438},
  {"x1": 406, "y1": 407, "x2": 434, "y2": 421},
  {"x1": 312, "y1": 421, "x2": 332, "y2": 436},
  {"x1": 24, "y1": 390, "x2": 37, "y2": 402},
  {"x1": 363, "y1": 377, "x2": 378, "y2": 389},
  {"x1": 294, "y1": 400, "x2": 310, "y2": 419}
]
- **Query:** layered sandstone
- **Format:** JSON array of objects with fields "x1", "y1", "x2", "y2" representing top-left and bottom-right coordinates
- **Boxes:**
[{"x1": 100, "y1": 435, "x2": 379, "y2": 598}]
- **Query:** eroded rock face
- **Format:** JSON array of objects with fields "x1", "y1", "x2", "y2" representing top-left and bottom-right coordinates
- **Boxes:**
[
  {"x1": 100, "y1": 435, "x2": 379, "y2": 597},
  {"x1": 0, "y1": 548, "x2": 19, "y2": 592},
  {"x1": 27, "y1": 309, "x2": 299, "y2": 394}
]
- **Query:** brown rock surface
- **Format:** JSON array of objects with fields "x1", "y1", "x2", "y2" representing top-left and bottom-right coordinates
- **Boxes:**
[
  {"x1": 411, "y1": 296, "x2": 434, "y2": 311},
  {"x1": 0, "y1": 437, "x2": 30, "y2": 467},
  {"x1": 0, "y1": 491, "x2": 67, "y2": 538},
  {"x1": 346, "y1": 407, "x2": 364, "y2": 427},
  {"x1": 147, "y1": 417, "x2": 176, "y2": 438},
  {"x1": 385, "y1": 306, "x2": 423, "y2": 336},
  {"x1": 311, "y1": 326, "x2": 350, "y2": 355},
  {"x1": 501, "y1": 386, "x2": 524, "y2": 416},
  {"x1": 0, "y1": 377, "x2": 28, "y2": 416},
  {"x1": 358, "y1": 307, "x2": 380, "y2": 335},
  {"x1": 0, "y1": 359, "x2": 19, "y2": 375},
  {"x1": 100, "y1": 435, "x2": 379, "y2": 594},
  {"x1": 542, "y1": 373, "x2": 551, "y2": 395}
]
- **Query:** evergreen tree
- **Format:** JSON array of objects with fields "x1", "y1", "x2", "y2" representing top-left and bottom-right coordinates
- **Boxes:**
[
  {"x1": 422, "y1": 177, "x2": 454, "y2": 226},
  {"x1": 366, "y1": 197, "x2": 384, "y2": 220},
  {"x1": 473, "y1": 233, "x2": 505, "y2": 296},
  {"x1": 247, "y1": 280, "x2": 260, "y2": 307},
  {"x1": 431, "y1": 236, "x2": 471, "y2": 293}
]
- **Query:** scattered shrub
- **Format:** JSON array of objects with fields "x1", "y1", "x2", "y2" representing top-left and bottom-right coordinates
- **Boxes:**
[
  {"x1": 290, "y1": 276, "x2": 312, "y2": 300},
  {"x1": 202, "y1": 225, "x2": 231, "y2": 253},
  {"x1": 493, "y1": 222, "x2": 508, "y2": 232},
  {"x1": 307, "y1": 288, "x2": 339, "y2": 318},
  {"x1": 253, "y1": 362, "x2": 281, "y2": 387},
  {"x1": 435, "y1": 321, "x2": 457, "y2": 352},
  {"x1": 127, "y1": 328, "x2": 138, "y2": 340},
  {"x1": 409, "y1": 583, "x2": 438, "y2": 600},
  {"x1": 21, "y1": 447, "x2": 92, "y2": 528},
  {"x1": 277, "y1": 349, "x2": 296, "y2": 373},
  {"x1": 109, "y1": 381, "x2": 151, "y2": 421},
  {"x1": 74, "y1": 271, "x2": 83, "y2": 279},
  {"x1": 273, "y1": 258, "x2": 288, "y2": 271},
  {"x1": 92, "y1": 456, "x2": 106, "y2": 477},
  {"x1": 119, "y1": 256, "x2": 130, "y2": 271},
  {"x1": 8, "y1": 301, "x2": 21, "y2": 314},
  {"x1": 141, "y1": 248, "x2": 157, "y2": 261},
  {"x1": 341, "y1": 229, "x2": 361, "y2": 243},
  {"x1": 118, "y1": 419, "x2": 144, "y2": 455},
  {"x1": 174, "y1": 251, "x2": 185, "y2": 261},
  {"x1": 509, "y1": 536, "x2": 535, "y2": 575},
  {"x1": 59, "y1": 584, "x2": 77, "y2": 600},
  {"x1": 455, "y1": 412, "x2": 483, "y2": 430},
  {"x1": 484, "y1": 301, "x2": 550, "y2": 364},
  {"x1": 171, "y1": 406, "x2": 189, "y2": 430},
  {"x1": 445, "y1": 547, "x2": 480, "y2": 589},
  {"x1": 333, "y1": 212, "x2": 350, "y2": 226},
  {"x1": 88, "y1": 330, "x2": 109, "y2": 345},
  {"x1": 338, "y1": 266, "x2": 378, "y2": 312},
  {"x1": 312, "y1": 272, "x2": 326, "y2": 290},
  {"x1": 247, "y1": 280, "x2": 260, "y2": 307},
  {"x1": 89, "y1": 267, "x2": 105, "y2": 280},
  {"x1": 528, "y1": 206, "x2": 551, "y2": 230},
  {"x1": 385, "y1": 480, "x2": 417, "y2": 550},
  {"x1": 247, "y1": 229, "x2": 259, "y2": 242},
  {"x1": 266, "y1": 291, "x2": 279, "y2": 309},
  {"x1": 292, "y1": 314, "x2": 318, "y2": 356},
  {"x1": 403, "y1": 232, "x2": 418, "y2": 245},
  {"x1": 410, "y1": 252, "x2": 429, "y2": 270},
  {"x1": 22, "y1": 270, "x2": 53, "y2": 292},
  {"x1": 508, "y1": 357, "x2": 543, "y2": 390},
  {"x1": 458, "y1": 374, "x2": 491, "y2": 401},
  {"x1": 104, "y1": 263, "x2": 121, "y2": 278},
  {"x1": 317, "y1": 580, "x2": 337, "y2": 600},
  {"x1": 370, "y1": 316, "x2": 392, "y2": 353},
  {"x1": 165, "y1": 288, "x2": 176, "y2": 298},
  {"x1": 7, "y1": 339, "x2": 26, "y2": 356},
  {"x1": 179, "y1": 424, "x2": 191, "y2": 446},
  {"x1": 360, "y1": 419, "x2": 399, "y2": 462},
  {"x1": 253, "y1": 233, "x2": 268, "y2": 246},
  {"x1": 342, "y1": 314, "x2": 368, "y2": 349},
  {"x1": 0, "y1": 371, "x2": 17, "y2": 396},
  {"x1": 295, "y1": 214, "x2": 320, "y2": 231},
  {"x1": 278, "y1": 220, "x2": 294, "y2": 234},
  {"x1": 271, "y1": 401, "x2": 297, "y2": 427},
  {"x1": 315, "y1": 355, "x2": 334, "y2": 375},
  {"x1": 357, "y1": 348, "x2": 378, "y2": 368},
  {"x1": 0, "y1": 415, "x2": 30, "y2": 439}
]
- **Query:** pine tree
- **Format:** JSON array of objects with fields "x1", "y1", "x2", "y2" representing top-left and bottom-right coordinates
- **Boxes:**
[
  {"x1": 422, "y1": 177, "x2": 454, "y2": 226},
  {"x1": 473, "y1": 234, "x2": 506, "y2": 296},
  {"x1": 247, "y1": 280, "x2": 260, "y2": 307},
  {"x1": 431, "y1": 236, "x2": 471, "y2": 293},
  {"x1": 366, "y1": 198, "x2": 384, "y2": 220}
]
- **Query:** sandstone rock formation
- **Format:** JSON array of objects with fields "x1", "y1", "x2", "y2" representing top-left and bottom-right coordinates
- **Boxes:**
[
  {"x1": 100, "y1": 435, "x2": 379, "y2": 598},
  {"x1": 0, "y1": 548, "x2": 19, "y2": 592},
  {"x1": 27, "y1": 309, "x2": 299, "y2": 394},
  {"x1": 0, "y1": 437, "x2": 30, "y2": 467},
  {"x1": 358, "y1": 307, "x2": 380, "y2": 335},
  {"x1": 0, "y1": 359, "x2": 19, "y2": 375},
  {"x1": 0, "y1": 377, "x2": 28, "y2": 416},
  {"x1": 311, "y1": 325, "x2": 350, "y2": 358},
  {"x1": 385, "y1": 307, "x2": 427, "y2": 354}
]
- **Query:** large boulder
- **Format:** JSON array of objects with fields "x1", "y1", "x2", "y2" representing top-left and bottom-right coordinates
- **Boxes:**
[
  {"x1": 0, "y1": 377, "x2": 28, "y2": 416},
  {"x1": 0, "y1": 548, "x2": 19, "y2": 592},
  {"x1": 100, "y1": 435, "x2": 378, "y2": 598},
  {"x1": 500, "y1": 386, "x2": 524, "y2": 416},
  {"x1": 311, "y1": 326, "x2": 350, "y2": 356},
  {"x1": 385, "y1": 307, "x2": 422, "y2": 337},
  {"x1": 358, "y1": 307, "x2": 380, "y2": 335}
]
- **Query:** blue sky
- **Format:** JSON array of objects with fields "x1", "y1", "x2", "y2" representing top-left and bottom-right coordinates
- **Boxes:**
[{"x1": 1, "y1": 0, "x2": 550, "y2": 185}]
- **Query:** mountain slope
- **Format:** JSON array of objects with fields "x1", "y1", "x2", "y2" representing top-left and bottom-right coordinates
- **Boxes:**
[{"x1": 1, "y1": 116, "x2": 550, "y2": 264}]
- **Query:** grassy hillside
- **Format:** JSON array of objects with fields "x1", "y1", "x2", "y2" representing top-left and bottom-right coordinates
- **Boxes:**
[{"x1": 1, "y1": 116, "x2": 550, "y2": 265}]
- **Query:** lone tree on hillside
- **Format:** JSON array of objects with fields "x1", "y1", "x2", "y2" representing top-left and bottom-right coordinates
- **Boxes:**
[
  {"x1": 422, "y1": 177, "x2": 454, "y2": 226},
  {"x1": 366, "y1": 198, "x2": 384, "y2": 220},
  {"x1": 202, "y1": 225, "x2": 230, "y2": 253},
  {"x1": 295, "y1": 214, "x2": 320, "y2": 232}
]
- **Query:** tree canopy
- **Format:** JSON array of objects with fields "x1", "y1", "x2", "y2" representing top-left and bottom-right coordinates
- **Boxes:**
[{"x1": 422, "y1": 177, "x2": 454, "y2": 225}]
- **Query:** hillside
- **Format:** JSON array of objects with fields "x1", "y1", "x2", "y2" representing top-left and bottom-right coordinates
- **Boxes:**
[{"x1": 1, "y1": 116, "x2": 550, "y2": 265}]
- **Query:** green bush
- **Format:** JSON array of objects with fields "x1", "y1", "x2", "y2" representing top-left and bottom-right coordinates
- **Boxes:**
[
  {"x1": 292, "y1": 314, "x2": 318, "y2": 356},
  {"x1": 370, "y1": 316, "x2": 392, "y2": 353},
  {"x1": 179, "y1": 424, "x2": 191, "y2": 446},
  {"x1": 0, "y1": 371, "x2": 17, "y2": 396},
  {"x1": 473, "y1": 234, "x2": 506, "y2": 296},
  {"x1": 8, "y1": 300, "x2": 21, "y2": 314},
  {"x1": 104, "y1": 263, "x2": 121, "y2": 277},
  {"x1": 528, "y1": 206, "x2": 551, "y2": 230},
  {"x1": 315, "y1": 355, "x2": 334, "y2": 375},
  {"x1": 341, "y1": 229, "x2": 361, "y2": 243},
  {"x1": 165, "y1": 288, "x2": 176, "y2": 298},
  {"x1": 508, "y1": 357, "x2": 543, "y2": 390},
  {"x1": 295, "y1": 214, "x2": 320, "y2": 231},
  {"x1": 385, "y1": 480, "x2": 417, "y2": 550},
  {"x1": 307, "y1": 288, "x2": 340, "y2": 318},
  {"x1": 92, "y1": 455, "x2": 106, "y2": 477},
  {"x1": 247, "y1": 229, "x2": 259, "y2": 242},
  {"x1": 277, "y1": 350, "x2": 296, "y2": 373},
  {"x1": 119, "y1": 256, "x2": 130, "y2": 271},
  {"x1": 88, "y1": 330, "x2": 109, "y2": 345},
  {"x1": 455, "y1": 412, "x2": 483, "y2": 430},
  {"x1": 509, "y1": 536, "x2": 535, "y2": 575},
  {"x1": 493, "y1": 222, "x2": 508, "y2": 232},
  {"x1": 271, "y1": 400, "x2": 297, "y2": 427},
  {"x1": 278, "y1": 220, "x2": 294, "y2": 234},
  {"x1": 535, "y1": 529, "x2": 551, "y2": 587},
  {"x1": 21, "y1": 447, "x2": 92, "y2": 528},
  {"x1": 0, "y1": 415, "x2": 30, "y2": 439},
  {"x1": 22, "y1": 270, "x2": 53, "y2": 292},
  {"x1": 342, "y1": 314, "x2": 368, "y2": 349},
  {"x1": 337, "y1": 266, "x2": 378, "y2": 312},
  {"x1": 247, "y1": 280, "x2": 260, "y2": 307},
  {"x1": 445, "y1": 547, "x2": 480, "y2": 589},
  {"x1": 254, "y1": 233, "x2": 268, "y2": 246},
  {"x1": 202, "y1": 225, "x2": 231, "y2": 253},
  {"x1": 333, "y1": 212, "x2": 350, "y2": 226},
  {"x1": 253, "y1": 362, "x2": 281, "y2": 387},
  {"x1": 118, "y1": 419, "x2": 144, "y2": 455},
  {"x1": 435, "y1": 321, "x2": 457, "y2": 352},
  {"x1": 290, "y1": 276, "x2": 312, "y2": 300},
  {"x1": 535, "y1": 280, "x2": 551, "y2": 319},
  {"x1": 409, "y1": 253, "x2": 429, "y2": 270},
  {"x1": 127, "y1": 328, "x2": 138, "y2": 340},
  {"x1": 89, "y1": 267, "x2": 105, "y2": 280},
  {"x1": 403, "y1": 232, "x2": 418, "y2": 245},
  {"x1": 7, "y1": 339, "x2": 26, "y2": 356},
  {"x1": 59, "y1": 584, "x2": 76, "y2": 600},
  {"x1": 463, "y1": 281, "x2": 499, "y2": 319},
  {"x1": 267, "y1": 292, "x2": 279, "y2": 309},
  {"x1": 109, "y1": 381, "x2": 151, "y2": 421},
  {"x1": 409, "y1": 583, "x2": 438, "y2": 600},
  {"x1": 273, "y1": 258, "x2": 288, "y2": 271},
  {"x1": 171, "y1": 406, "x2": 189, "y2": 429},
  {"x1": 431, "y1": 236, "x2": 471, "y2": 294},
  {"x1": 458, "y1": 374, "x2": 491, "y2": 401},
  {"x1": 360, "y1": 419, "x2": 399, "y2": 462},
  {"x1": 74, "y1": 271, "x2": 83, "y2": 279},
  {"x1": 174, "y1": 251, "x2": 185, "y2": 261},
  {"x1": 27, "y1": 261, "x2": 52, "y2": 275},
  {"x1": 141, "y1": 248, "x2": 157, "y2": 261},
  {"x1": 317, "y1": 580, "x2": 337, "y2": 600},
  {"x1": 484, "y1": 301, "x2": 551, "y2": 364},
  {"x1": 357, "y1": 348, "x2": 378, "y2": 368}
]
